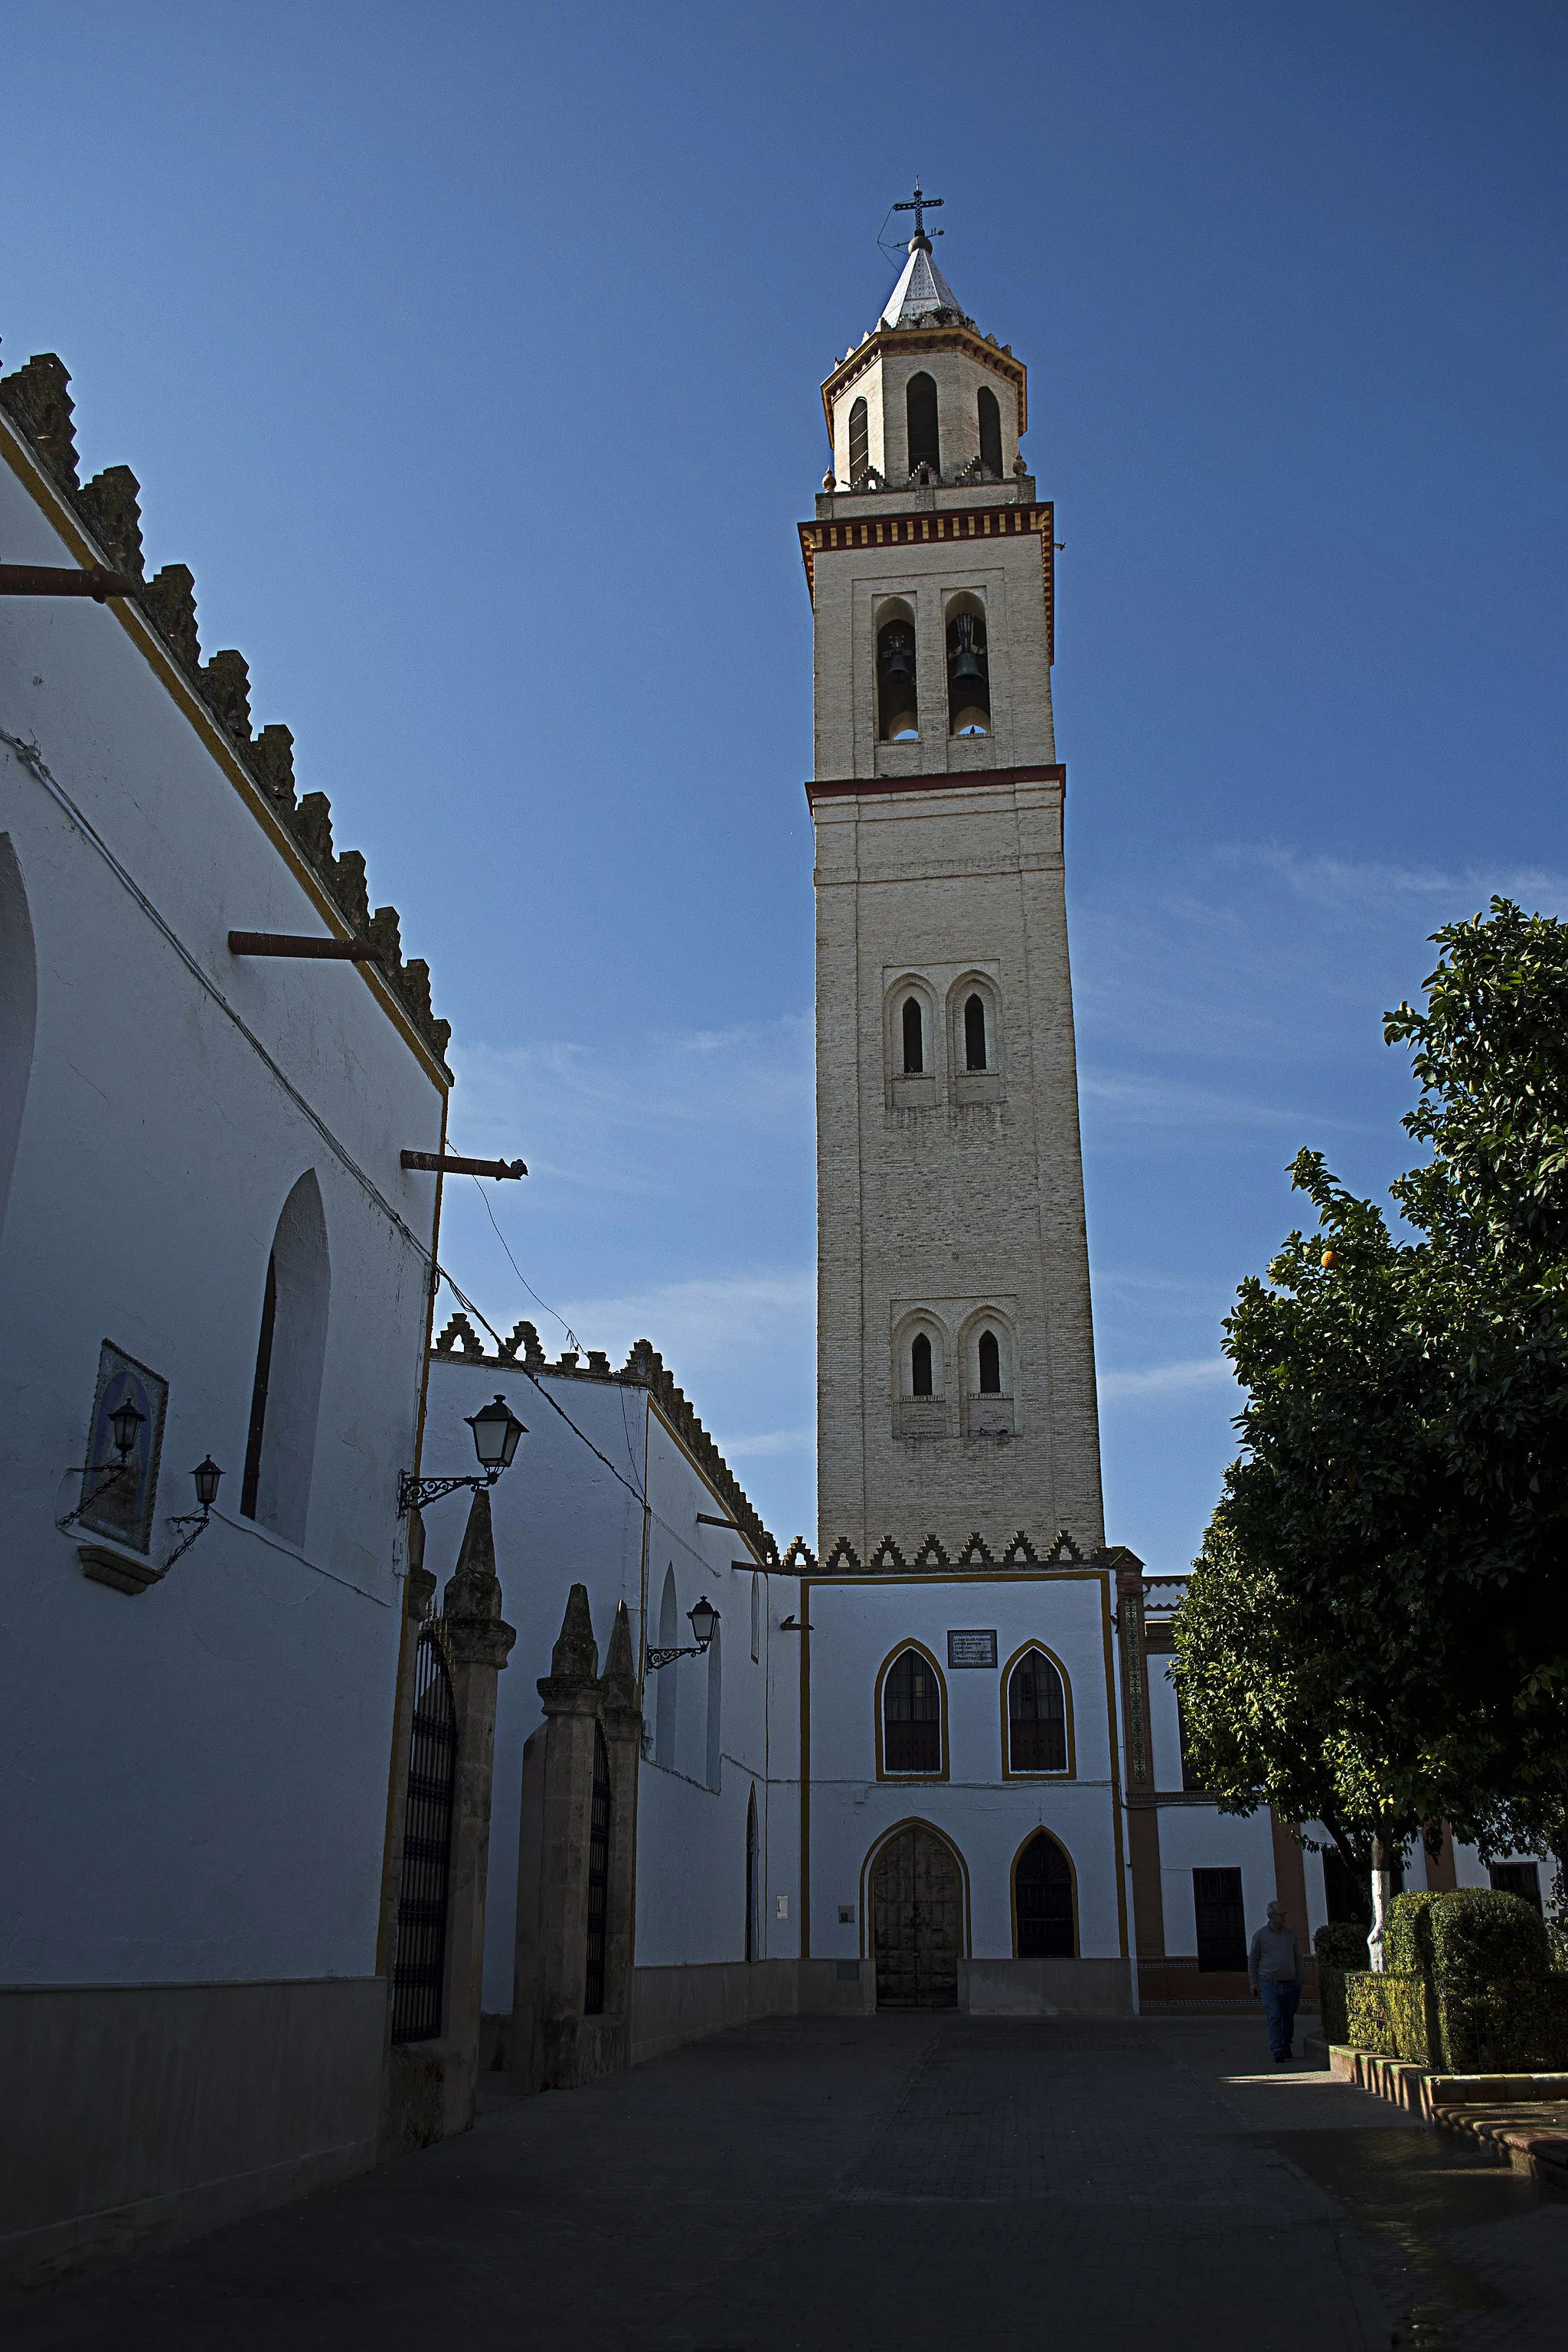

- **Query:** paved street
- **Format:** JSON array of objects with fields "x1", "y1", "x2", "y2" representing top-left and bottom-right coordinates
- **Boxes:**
[{"x1": 6, "y1": 2017, "x2": 1565, "y2": 2351}]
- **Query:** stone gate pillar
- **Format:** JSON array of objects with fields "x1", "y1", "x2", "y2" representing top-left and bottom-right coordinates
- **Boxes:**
[
  {"x1": 435, "y1": 1486, "x2": 516, "y2": 2135},
  {"x1": 1107, "y1": 1547, "x2": 1166, "y2": 1990},
  {"x1": 511, "y1": 1586, "x2": 642, "y2": 2092}
]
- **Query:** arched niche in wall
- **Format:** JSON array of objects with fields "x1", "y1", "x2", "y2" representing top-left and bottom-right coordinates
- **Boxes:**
[
  {"x1": 655, "y1": 1565, "x2": 680, "y2": 1768},
  {"x1": 240, "y1": 1168, "x2": 331, "y2": 1547},
  {"x1": 0, "y1": 835, "x2": 38, "y2": 1252},
  {"x1": 876, "y1": 599, "x2": 920, "y2": 743},
  {"x1": 945, "y1": 593, "x2": 990, "y2": 737}
]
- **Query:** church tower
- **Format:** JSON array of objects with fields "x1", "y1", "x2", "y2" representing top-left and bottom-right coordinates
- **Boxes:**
[{"x1": 804, "y1": 201, "x2": 1105, "y2": 1562}]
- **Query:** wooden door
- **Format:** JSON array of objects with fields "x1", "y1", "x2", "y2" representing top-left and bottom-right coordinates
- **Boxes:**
[{"x1": 873, "y1": 1826, "x2": 962, "y2": 2008}]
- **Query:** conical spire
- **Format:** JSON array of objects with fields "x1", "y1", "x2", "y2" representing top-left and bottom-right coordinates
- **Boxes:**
[{"x1": 880, "y1": 234, "x2": 964, "y2": 328}]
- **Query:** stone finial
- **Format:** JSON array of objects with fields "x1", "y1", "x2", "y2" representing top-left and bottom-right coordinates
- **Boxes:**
[
  {"x1": 201, "y1": 649, "x2": 252, "y2": 744},
  {"x1": 1003, "y1": 1530, "x2": 1040, "y2": 1565},
  {"x1": 76, "y1": 465, "x2": 144, "y2": 583},
  {"x1": 0, "y1": 353, "x2": 78, "y2": 488},
  {"x1": 443, "y1": 1485, "x2": 516, "y2": 1671},
  {"x1": 601, "y1": 1600, "x2": 639, "y2": 1711},
  {"x1": 781, "y1": 1536, "x2": 818, "y2": 1571},
  {"x1": 252, "y1": 724, "x2": 296, "y2": 811},
  {"x1": 434, "y1": 1311, "x2": 481, "y2": 1357},
  {"x1": 870, "y1": 1535, "x2": 907, "y2": 1571},
  {"x1": 586, "y1": 1350, "x2": 610, "y2": 1378},
  {"x1": 544, "y1": 1583, "x2": 598, "y2": 1689},
  {"x1": 1044, "y1": 1528, "x2": 1084, "y2": 1566},
  {"x1": 913, "y1": 1534, "x2": 950, "y2": 1568},
  {"x1": 622, "y1": 1338, "x2": 661, "y2": 1386},
  {"x1": 140, "y1": 564, "x2": 200, "y2": 671},
  {"x1": 958, "y1": 1531, "x2": 996, "y2": 1568},
  {"x1": 824, "y1": 1536, "x2": 863, "y2": 1572},
  {"x1": 399, "y1": 956, "x2": 434, "y2": 1021}
]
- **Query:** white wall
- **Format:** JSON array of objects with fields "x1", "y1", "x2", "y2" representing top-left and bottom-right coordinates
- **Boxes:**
[
  {"x1": 0, "y1": 434, "x2": 443, "y2": 1988},
  {"x1": 803, "y1": 1568, "x2": 1125, "y2": 1962},
  {"x1": 420, "y1": 1357, "x2": 799, "y2": 2007}
]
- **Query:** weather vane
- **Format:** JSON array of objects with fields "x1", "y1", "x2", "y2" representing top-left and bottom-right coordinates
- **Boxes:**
[{"x1": 893, "y1": 181, "x2": 943, "y2": 240}]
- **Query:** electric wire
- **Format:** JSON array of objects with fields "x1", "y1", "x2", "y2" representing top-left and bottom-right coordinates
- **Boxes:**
[{"x1": 471, "y1": 1177, "x2": 582, "y2": 1354}]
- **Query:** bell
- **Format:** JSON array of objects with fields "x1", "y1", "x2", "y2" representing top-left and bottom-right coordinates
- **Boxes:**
[
  {"x1": 880, "y1": 625, "x2": 915, "y2": 684},
  {"x1": 947, "y1": 614, "x2": 988, "y2": 687}
]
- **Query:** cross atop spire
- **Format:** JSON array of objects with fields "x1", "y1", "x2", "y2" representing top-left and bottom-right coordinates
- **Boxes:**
[{"x1": 892, "y1": 181, "x2": 942, "y2": 243}]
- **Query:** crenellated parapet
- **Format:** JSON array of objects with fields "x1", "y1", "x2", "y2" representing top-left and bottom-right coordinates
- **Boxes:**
[
  {"x1": 780, "y1": 1527, "x2": 1089, "y2": 1576},
  {"x1": 431, "y1": 1315, "x2": 778, "y2": 1566},
  {"x1": 0, "y1": 348, "x2": 452, "y2": 1067}
]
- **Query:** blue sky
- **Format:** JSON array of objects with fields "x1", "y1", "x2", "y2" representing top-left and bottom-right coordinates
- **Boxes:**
[{"x1": 3, "y1": 2, "x2": 1562, "y2": 1560}]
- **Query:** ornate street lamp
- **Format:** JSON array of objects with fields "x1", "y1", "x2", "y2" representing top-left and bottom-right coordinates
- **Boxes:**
[
  {"x1": 399, "y1": 1393, "x2": 528, "y2": 1517},
  {"x1": 163, "y1": 1457, "x2": 225, "y2": 1567},
  {"x1": 645, "y1": 1596, "x2": 719, "y2": 1672}
]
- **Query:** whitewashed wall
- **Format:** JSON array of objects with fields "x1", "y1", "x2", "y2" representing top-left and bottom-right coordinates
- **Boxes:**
[
  {"x1": 420, "y1": 1357, "x2": 799, "y2": 2009},
  {"x1": 802, "y1": 1568, "x2": 1125, "y2": 1962},
  {"x1": 0, "y1": 435, "x2": 444, "y2": 1991}
]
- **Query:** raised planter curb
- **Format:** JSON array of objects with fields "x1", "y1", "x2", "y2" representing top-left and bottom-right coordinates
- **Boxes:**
[{"x1": 1326, "y1": 2045, "x2": 1568, "y2": 2194}]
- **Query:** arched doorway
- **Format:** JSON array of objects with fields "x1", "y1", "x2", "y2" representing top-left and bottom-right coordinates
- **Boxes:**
[
  {"x1": 1014, "y1": 1829, "x2": 1076, "y2": 1958},
  {"x1": 871, "y1": 1824, "x2": 963, "y2": 2008}
]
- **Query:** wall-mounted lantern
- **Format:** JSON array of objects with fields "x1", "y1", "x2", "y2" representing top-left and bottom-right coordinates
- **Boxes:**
[
  {"x1": 645, "y1": 1596, "x2": 719, "y2": 1672},
  {"x1": 398, "y1": 1393, "x2": 528, "y2": 1517},
  {"x1": 163, "y1": 1456, "x2": 224, "y2": 1567},
  {"x1": 57, "y1": 1397, "x2": 146, "y2": 1531}
]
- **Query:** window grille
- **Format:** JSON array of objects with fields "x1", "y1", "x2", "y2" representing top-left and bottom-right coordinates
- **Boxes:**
[
  {"x1": 884, "y1": 1648, "x2": 941, "y2": 1773},
  {"x1": 1008, "y1": 1649, "x2": 1067, "y2": 1772},
  {"x1": 1015, "y1": 1830, "x2": 1074, "y2": 1957},
  {"x1": 585, "y1": 1725, "x2": 612, "y2": 2014},
  {"x1": 1489, "y1": 1860, "x2": 1543, "y2": 1915},
  {"x1": 390, "y1": 1620, "x2": 456, "y2": 2043}
]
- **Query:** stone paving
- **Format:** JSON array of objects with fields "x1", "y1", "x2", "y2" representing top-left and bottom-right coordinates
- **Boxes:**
[{"x1": 5, "y1": 2016, "x2": 1566, "y2": 2350}]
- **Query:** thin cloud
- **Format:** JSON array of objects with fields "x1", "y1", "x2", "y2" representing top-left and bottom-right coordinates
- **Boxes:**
[{"x1": 1099, "y1": 1356, "x2": 1236, "y2": 1400}]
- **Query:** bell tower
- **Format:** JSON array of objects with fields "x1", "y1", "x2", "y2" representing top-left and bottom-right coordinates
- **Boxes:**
[{"x1": 804, "y1": 201, "x2": 1105, "y2": 1561}]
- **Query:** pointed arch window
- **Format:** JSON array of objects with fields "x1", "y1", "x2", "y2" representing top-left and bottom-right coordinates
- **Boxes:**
[
  {"x1": 240, "y1": 1170, "x2": 330, "y2": 1544},
  {"x1": 910, "y1": 1331, "x2": 933, "y2": 1397},
  {"x1": 1008, "y1": 1648, "x2": 1068, "y2": 1773},
  {"x1": 0, "y1": 835, "x2": 38, "y2": 1253},
  {"x1": 1014, "y1": 1830, "x2": 1076, "y2": 1957},
  {"x1": 964, "y1": 992, "x2": 988, "y2": 1070},
  {"x1": 882, "y1": 1646, "x2": 942, "y2": 1774},
  {"x1": 978, "y1": 1329, "x2": 1002, "y2": 1396},
  {"x1": 977, "y1": 384, "x2": 1003, "y2": 478},
  {"x1": 906, "y1": 371, "x2": 939, "y2": 475},
  {"x1": 902, "y1": 996, "x2": 925, "y2": 1073},
  {"x1": 848, "y1": 396, "x2": 869, "y2": 488}
]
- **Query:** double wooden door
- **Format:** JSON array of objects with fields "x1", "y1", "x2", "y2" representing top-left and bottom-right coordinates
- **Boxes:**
[{"x1": 873, "y1": 1825, "x2": 962, "y2": 2008}]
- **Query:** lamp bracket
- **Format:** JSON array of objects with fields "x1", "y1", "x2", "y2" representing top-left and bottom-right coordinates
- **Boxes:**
[
  {"x1": 398, "y1": 1469, "x2": 497, "y2": 1518},
  {"x1": 643, "y1": 1638, "x2": 714, "y2": 1672},
  {"x1": 162, "y1": 1508, "x2": 214, "y2": 1571}
]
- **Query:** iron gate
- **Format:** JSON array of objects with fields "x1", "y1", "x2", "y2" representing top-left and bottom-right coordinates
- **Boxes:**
[{"x1": 390, "y1": 1619, "x2": 456, "y2": 2043}]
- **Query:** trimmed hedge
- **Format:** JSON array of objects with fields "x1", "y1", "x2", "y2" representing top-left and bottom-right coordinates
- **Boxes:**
[
  {"x1": 1314, "y1": 1924, "x2": 1370, "y2": 2046},
  {"x1": 1429, "y1": 1887, "x2": 1550, "y2": 1989},
  {"x1": 1347, "y1": 1971, "x2": 1432, "y2": 2064},
  {"x1": 1343, "y1": 1891, "x2": 1568, "y2": 2067}
]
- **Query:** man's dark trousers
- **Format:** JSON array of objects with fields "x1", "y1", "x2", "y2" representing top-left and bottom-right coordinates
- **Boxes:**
[{"x1": 1259, "y1": 1978, "x2": 1300, "y2": 2058}]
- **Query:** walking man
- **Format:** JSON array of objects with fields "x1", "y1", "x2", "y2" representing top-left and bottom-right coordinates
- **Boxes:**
[{"x1": 1249, "y1": 1898, "x2": 1303, "y2": 2064}]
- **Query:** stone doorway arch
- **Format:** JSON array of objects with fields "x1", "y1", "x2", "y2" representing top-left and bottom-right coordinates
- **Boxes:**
[{"x1": 870, "y1": 1822, "x2": 965, "y2": 2009}]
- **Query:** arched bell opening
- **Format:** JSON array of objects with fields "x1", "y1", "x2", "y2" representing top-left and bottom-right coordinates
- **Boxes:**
[
  {"x1": 977, "y1": 385, "x2": 1004, "y2": 479},
  {"x1": 946, "y1": 596, "x2": 990, "y2": 737},
  {"x1": 877, "y1": 604, "x2": 919, "y2": 742},
  {"x1": 906, "y1": 371, "x2": 940, "y2": 479},
  {"x1": 848, "y1": 396, "x2": 870, "y2": 488}
]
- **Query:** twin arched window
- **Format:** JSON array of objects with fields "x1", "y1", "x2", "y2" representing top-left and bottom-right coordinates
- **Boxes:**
[{"x1": 878, "y1": 1643, "x2": 1069, "y2": 1779}]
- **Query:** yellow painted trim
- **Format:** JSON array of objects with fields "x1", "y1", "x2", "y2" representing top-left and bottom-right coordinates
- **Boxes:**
[
  {"x1": 998, "y1": 1637, "x2": 1076, "y2": 1780},
  {"x1": 1008, "y1": 1823, "x2": 1080, "y2": 1960},
  {"x1": 646, "y1": 1395, "x2": 768, "y2": 1566},
  {"x1": 1099, "y1": 1572, "x2": 1129, "y2": 1959},
  {"x1": 0, "y1": 413, "x2": 448, "y2": 1092},
  {"x1": 800, "y1": 1578, "x2": 812, "y2": 1958},
  {"x1": 873, "y1": 1637, "x2": 950, "y2": 1783},
  {"x1": 859, "y1": 1815, "x2": 972, "y2": 1965}
]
